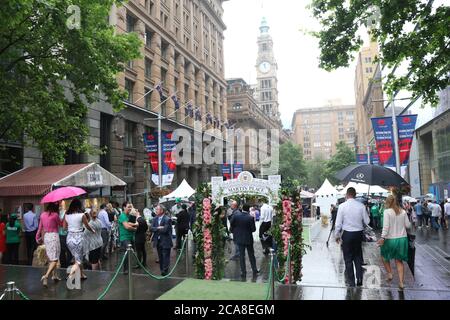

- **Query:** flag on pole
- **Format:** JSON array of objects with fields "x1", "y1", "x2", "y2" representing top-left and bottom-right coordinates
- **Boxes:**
[
  {"x1": 206, "y1": 112, "x2": 213, "y2": 124},
  {"x1": 194, "y1": 107, "x2": 202, "y2": 121},
  {"x1": 171, "y1": 94, "x2": 180, "y2": 110},
  {"x1": 155, "y1": 83, "x2": 166, "y2": 101},
  {"x1": 185, "y1": 101, "x2": 193, "y2": 117}
]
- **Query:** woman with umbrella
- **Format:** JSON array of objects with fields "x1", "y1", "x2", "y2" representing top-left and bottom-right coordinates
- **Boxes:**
[
  {"x1": 376, "y1": 195, "x2": 411, "y2": 290},
  {"x1": 63, "y1": 199, "x2": 95, "y2": 280}
]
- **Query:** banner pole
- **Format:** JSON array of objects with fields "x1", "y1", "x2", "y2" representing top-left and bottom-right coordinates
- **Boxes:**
[
  {"x1": 158, "y1": 113, "x2": 162, "y2": 190},
  {"x1": 391, "y1": 96, "x2": 401, "y2": 174}
]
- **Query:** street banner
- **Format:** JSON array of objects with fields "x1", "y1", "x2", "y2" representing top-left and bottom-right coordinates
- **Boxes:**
[
  {"x1": 143, "y1": 132, "x2": 159, "y2": 186},
  {"x1": 221, "y1": 163, "x2": 232, "y2": 180},
  {"x1": 233, "y1": 162, "x2": 243, "y2": 178},
  {"x1": 356, "y1": 154, "x2": 369, "y2": 164},
  {"x1": 370, "y1": 152, "x2": 380, "y2": 165},
  {"x1": 371, "y1": 117, "x2": 396, "y2": 167},
  {"x1": 162, "y1": 131, "x2": 177, "y2": 186},
  {"x1": 396, "y1": 115, "x2": 418, "y2": 166}
]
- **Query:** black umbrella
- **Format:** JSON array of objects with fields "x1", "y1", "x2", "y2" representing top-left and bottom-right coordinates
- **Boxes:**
[{"x1": 335, "y1": 164, "x2": 409, "y2": 187}]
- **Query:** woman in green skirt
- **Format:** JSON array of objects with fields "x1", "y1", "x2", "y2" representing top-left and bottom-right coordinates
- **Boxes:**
[{"x1": 377, "y1": 195, "x2": 411, "y2": 290}]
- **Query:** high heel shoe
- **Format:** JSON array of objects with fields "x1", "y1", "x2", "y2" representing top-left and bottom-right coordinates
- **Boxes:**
[
  {"x1": 387, "y1": 273, "x2": 393, "y2": 281},
  {"x1": 41, "y1": 275, "x2": 48, "y2": 287},
  {"x1": 398, "y1": 282, "x2": 404, "y2": 290},
  {"x1": 52, "y1": 275, "x2": 62, "y2": 281}
]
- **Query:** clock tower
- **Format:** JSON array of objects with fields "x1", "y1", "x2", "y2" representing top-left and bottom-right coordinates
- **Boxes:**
[{"x1": 256, "y1": 17, "x2": 280, "y2": 121}]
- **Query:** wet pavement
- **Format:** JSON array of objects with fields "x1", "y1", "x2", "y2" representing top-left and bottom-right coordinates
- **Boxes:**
[{"x1": 1, "y1": 220, "x2": 449, "y2": 300}]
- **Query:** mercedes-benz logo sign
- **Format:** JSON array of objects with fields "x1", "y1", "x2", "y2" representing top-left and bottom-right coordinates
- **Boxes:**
[{"x1": 356, "y1": 173, "x2": 365, "y2": 180}]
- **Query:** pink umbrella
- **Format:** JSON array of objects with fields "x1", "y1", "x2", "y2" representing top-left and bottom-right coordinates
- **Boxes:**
[{"x1": 41, "y1": 186, "x2": 87, "y2": 204}]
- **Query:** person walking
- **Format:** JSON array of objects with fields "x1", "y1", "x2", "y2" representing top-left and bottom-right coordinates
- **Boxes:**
[
  {"x1": 5, "y1": 213, "x2": 21, "y2": 265},
  {"x1": 259, "y1": 203, "x2": 273, "y2": 255},
  {"x1": 439, "y1": 201, "x2": 447, "y2": 230},
  {"x1": 444, "y1": 199, "x2": 450, "y2": 230},
  {"x1": 36, "y1": 202, "x2": 62, "y2": 287},
  {"x1": 151, "y1": 205, "x2": 173, "y2": 276},
  {"x1": 64, "y1": 199, "x2": 94, "y2": 280},
  {"x1": 84, "y1": 208, "x2": 103, "y2": 271},
  {"x1": 97, "y1": 204, "x2": 111, "y2": 260},
  {"x1": 188, "y1": 202, "x2": 197, "y2": 260},
  {"x1": 58, "y1": 206, "x2": 72, "y2": 269},
  {"x1": 430, "y1": 200, "x2": 442, "y2": 230},
  {"x1": 229, "y1": 201, "x2": 241, "y2": 261},
  {"x1": 377, "y1": 195, "x2": 411, "y2": 290},
  {"x1": 370, "y1": 203, "x2": 381, "y2": 230},
  {"x1": 23, "y1": 204, "x2": 38, "y2": 265},
  {"x1": 118, "y1": 202, "x2": 138, "y2": 274},
  {"x1": 134, "y1": 209, "x2": 148, "y2": 269},
  {"x1": 414, "y1": 201, "x2": 423, "y2": 228},
  {"x1": 230, "y1": 203, "x2": 259, "y2": 279},
  {"x1": 422, "y1": 201, "x2": 431, "y2": 227},
  {"x1": 334, "y1": 187, "x2": 370, "y2": 287},
  {"x1": 175, "y1": 204, "x2": 190, "y2": 251},
  {"x1": 0, "y1": 215, "x2": 6, "y2": 263},
  {"x1": 106, "y1": 203, "x2": 117, "y2": 254}
]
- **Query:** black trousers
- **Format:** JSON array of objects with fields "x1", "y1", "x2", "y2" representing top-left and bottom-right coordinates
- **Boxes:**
[
  {"x1": 259, "y1": 222, "x2": 272, "y2": 250},
  {"x1": 59, "y1": 234, "x2": 73, "y2": 268},
  {"x1": 341, "y1": 230, "x2": 363, "y2": 286},
  {"x1": 24, "y1": 230, "x2": 37, "y2": 265},
  {"x1": 120, "y1": 240, "x2": 135, "y2": 272},
  {"x1": 176, "y1": 228, "x2": 188, "y2": 249},
  {"x1": 6, "y1": 243, "x2": 19, "y2": 265},
  {"x1": 135, "y1": 241, "x2": 147, "y2": 267},
  {"x1": 238, "y1": 244, "x2": 257, "y2": 275},
  {"x1": 101, "y1": 229, "x2": 109, "y2": 257},
  {"x1": 156, "y1": 242, "x2": 171, "y2": 275}
]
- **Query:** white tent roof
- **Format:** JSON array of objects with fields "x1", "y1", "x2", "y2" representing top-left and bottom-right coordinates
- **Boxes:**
[
  {"x1": 160, "y1": 179, "x2": 196, "y2": 202},
  {"x1": 315, "y1": 179, "x2": 338, "y2": 196},
  {"x1": 340, "y1": 182, "x2": 389, "y2": 195}
]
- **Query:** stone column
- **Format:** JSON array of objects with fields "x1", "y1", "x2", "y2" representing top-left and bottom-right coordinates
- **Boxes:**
[
  {"x1": 150, "y1": 33, "x2": 162, "y2": 112},
  {"x1": 197, "y1": 70, "x2": 206, "y2": 127},
  {"x1": 166, "y1": 44, "x2": 176, "y2": 118},
  {"x1": 206, "y1": 77, "x2": 214, "y2": 130},
  {"x1": 187, "y1": 64, "x2": 196, "y2": 127},
  {"x1": 176, "y1": 55, "x2": 185, "y2": 122},
  {"x1": 134, "y1": 20, "x2": 147, "y2": 108}
]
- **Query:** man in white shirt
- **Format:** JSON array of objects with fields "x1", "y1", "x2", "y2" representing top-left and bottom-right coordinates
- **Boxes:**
[
  {"x1": 444, "y1": 199, "x2": 450, "y2": 230},
  {"x1": 429, "y1": 200, "x2": 442, "y2": 230},
  {"x1": 259, "y1": 203, "x2": 273, "y2": 255},
  {"x1": 335, "y1": 187, "x2": 370, "y2": 287}
]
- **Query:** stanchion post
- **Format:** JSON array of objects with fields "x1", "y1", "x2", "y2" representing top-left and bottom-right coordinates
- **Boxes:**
[
  {"x1": 269, "y1": 249, "x2": 275, "y2": 300},
  {"x1": 127, "y1": 244, "x2": 134, "y2": 300},
  {"x1": 288, "y1": 249, "x2": 292, "y2": 285},
  {"x1": 185, "y1": 233, "x2": 189, "y2": 277},
  {"x1": 6, "y1": 282, "x2": 15, "y2": 301}
]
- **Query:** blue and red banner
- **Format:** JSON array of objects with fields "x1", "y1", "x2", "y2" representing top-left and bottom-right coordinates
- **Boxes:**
[
  {"x1": 370, "y1": 152, "x2": 379, "y2": 165},
  {"x1": 371, "y1": 115, "x2": 417, "y2": 167},
  {"x1": 143, "y1": 131, "x2": 177, "y2": 187},
  {"x1": 396, "y1": 115, "x2": 418, "y2": 166},
  {"x1": 356, "y1": 154, "x2": 369, "y2": 164},
  {"x1": 221, "y1": 162, "x2": 244, "y2": 180}
]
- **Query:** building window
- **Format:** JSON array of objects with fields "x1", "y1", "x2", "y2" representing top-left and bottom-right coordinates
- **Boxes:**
[
  {"x1": 161, "y1": 67, "x2": 167, "y2": 85},
  {"x1": 123, "y1": 160, "x2": 134, "y2": 177},
  {"x1": 145, "y1": 29, "x2": 154, "y2": 47},
  {"x1": 124, "y1": 121, "x2": 136, "y2": 148},
  {"x1": 149, "y1": 1, "x2": 155, "y2": 15},
  {"x1": 145, "y1": 87, "x2": 151, "y2": 109},
  {"x1": 124, "y1": 78, "x2": 134, "y2": 102},
  {"x1": 339, "y1": 134, "x2": 344, "y2": 140},
  {"x1": 338, "y1": 122, "x2": 344, "y2": 127},
  {"x1": 365, "y1": 57, "x2": 372, "y2": 63},
  {"x1": 127, "y1": 60, "x2": 133, "y2": 69},
  {"x1": 262, "y1": 43, "x2": 268, "y2": 51},
  {"x1": 366, "y1": 67, "x2": 373, "y2": 74},
  {"x1": 338, "y1": 128, "x2": 344, "y2": 133},
  {"x1": 126, "y1": 14, "x2": 136, "y2": 32},
  {"x1": 233, "y1": 103, "x2": 242, "y2": 110},
  {"x1": 145, "y1": 58, "x2": 152, "y2": 78}
]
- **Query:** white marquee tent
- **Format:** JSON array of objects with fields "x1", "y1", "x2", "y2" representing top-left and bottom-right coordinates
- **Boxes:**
[
  {"x1": 340, "y1": 182, "x2": 389, "y2": 197},
  {"x1": 160, "y1": 179, "x2": 196, "y2": 203},
  {"x1": 314, "y1": 179, "x2": 339, "y2": 216}
]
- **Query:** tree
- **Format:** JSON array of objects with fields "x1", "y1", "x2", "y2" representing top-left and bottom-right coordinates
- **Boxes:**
[
  {"x1": 278, "y1": 141, "x2": 307, "y2": 184},
  {"x1": 305, "y1": 155, "x2": 327, "y2": 189},
  {"x1": 309, "y1": 0, "x2": 449, "y2": 105},
  {"x1": 0, "y1": 0, "x2": 141, "y2": 164},
  {"x1": 325, "y1": 141, "x2": 355, "y2": 185}
]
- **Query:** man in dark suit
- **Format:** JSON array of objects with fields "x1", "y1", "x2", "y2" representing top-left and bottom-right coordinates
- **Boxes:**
[
  {"x1": 175, "y1": 204, "x2": 190, "y2": 250},
  {"x1": 230, "y1": 203, "x2": 259, "y2": 279},
  {"x1": 151, "y1": 205, "x2": 173, "y2": 276}
]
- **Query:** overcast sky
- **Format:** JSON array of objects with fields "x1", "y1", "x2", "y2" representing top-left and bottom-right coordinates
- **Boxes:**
[{"x1": 222, "y1": 0, "x2": 361, "y2": 129}]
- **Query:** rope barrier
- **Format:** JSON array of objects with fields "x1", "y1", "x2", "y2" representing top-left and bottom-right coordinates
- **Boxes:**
[
  {"x1": 15, "y1": 288, "x2": 31, "y2": 300},
  {"x1": 276, "y1": 241, "x2": 291, "y2": 283},
  {"x1": 131, "y1": 237, "x2": 187, "y2": 280},
  {"x1": 264, "y1": 256, "x2": 273, "y2": 300},
  {"x1": 0, "y1": 292, "x2": 5, "y2": 300},
  {"x1": 97, "y1": 250, "x2": 129, "y2": 300}
]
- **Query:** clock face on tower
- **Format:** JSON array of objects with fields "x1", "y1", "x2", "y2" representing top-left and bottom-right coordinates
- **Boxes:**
[{"x1": 259, "y1": 61, "x2": 271, "y2": 73}]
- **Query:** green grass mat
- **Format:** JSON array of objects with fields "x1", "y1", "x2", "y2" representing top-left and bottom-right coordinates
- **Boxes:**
[
  {"x1": 157, "y1": 279, "x2": 268, "y2": 300},
  {"x1": 302, "y1": 225, "x2": 310, "y2": 244}
]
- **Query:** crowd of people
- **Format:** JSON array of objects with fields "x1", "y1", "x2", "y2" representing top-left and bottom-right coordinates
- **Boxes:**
[{"x1": 333, "y1": 188, "x2": 450, "y2": 290}]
